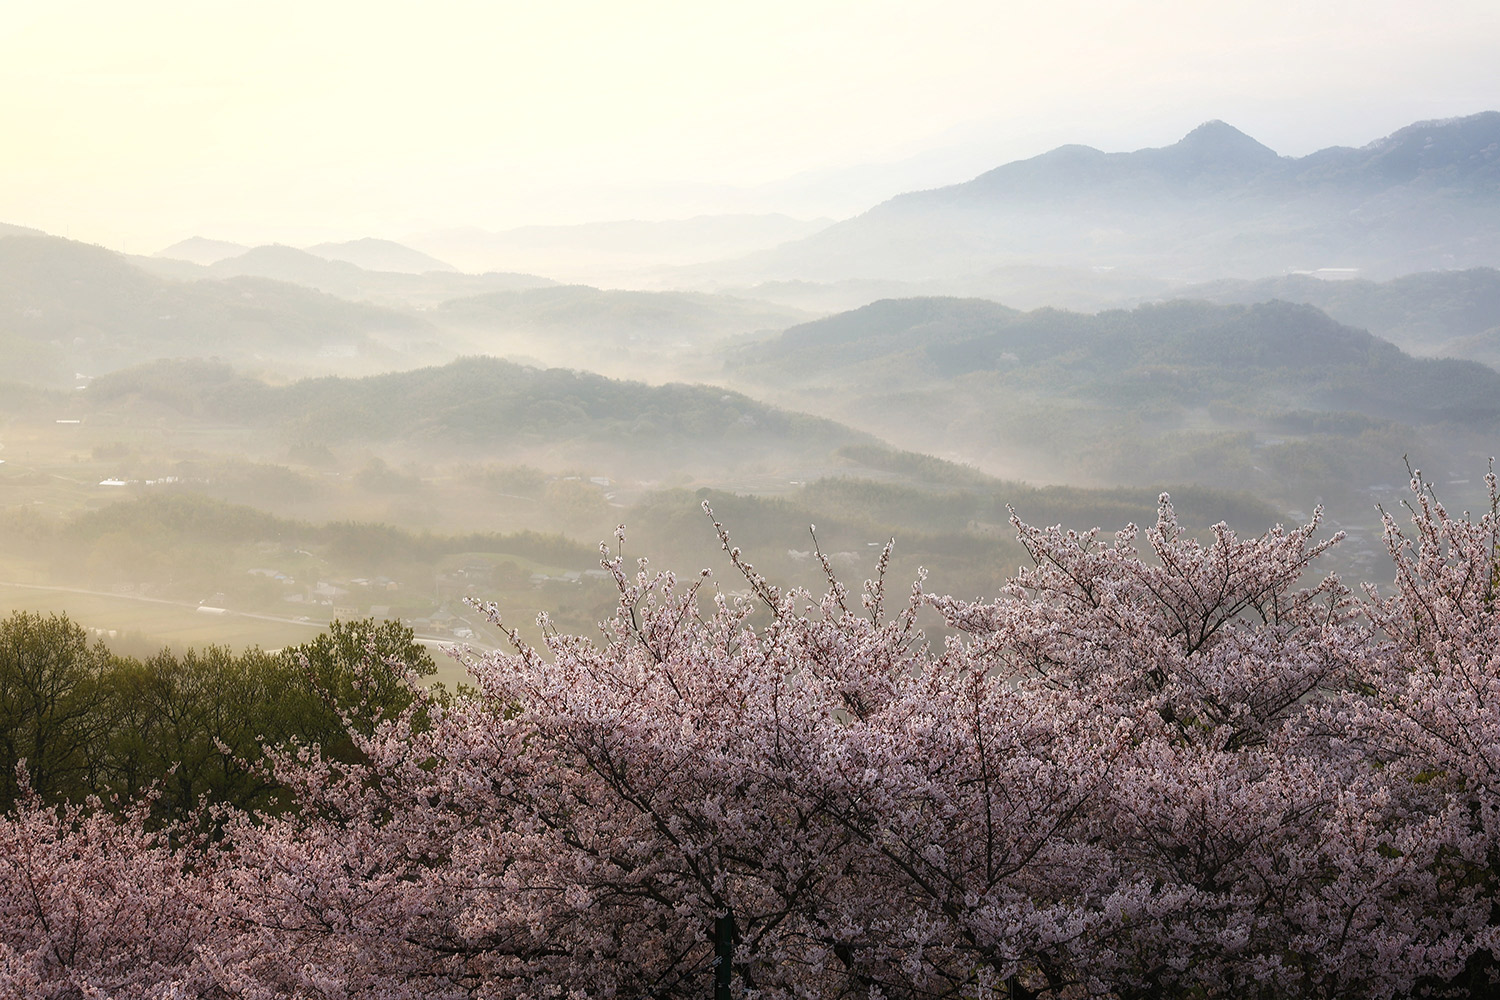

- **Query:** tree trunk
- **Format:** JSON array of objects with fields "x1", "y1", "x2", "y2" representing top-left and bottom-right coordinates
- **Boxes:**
[{"x1": 714, "y1": 910, "x2": 735, "y2": 1000}]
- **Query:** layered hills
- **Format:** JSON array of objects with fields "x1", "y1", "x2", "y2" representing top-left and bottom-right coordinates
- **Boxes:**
[
  {"x1": 142, "y1": 244, "x2": 555, "y2": 308},
  {"x1": 0, "y1": 234, "x2": 433, "y2": 384},
  {"x1": 414, "y1": 214, "x2": 834, "y2": 283},
  {"x1": 0, "y1": 232, "x2": 810, "y2": 387},
  {"x1": 730, "y1": 296, "x2": 1500, "y2": 516},
  {"x1": 9, "y1": 112, "x2": 1500, "y2": 655},
  {"x1": 159, "y1": 236, "x2": 459, "y2": 275}
]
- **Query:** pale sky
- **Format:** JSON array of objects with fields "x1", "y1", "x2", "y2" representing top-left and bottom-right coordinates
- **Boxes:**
[{"x1": 2, "y1": 0, "x2": 1498, "y2": 252}]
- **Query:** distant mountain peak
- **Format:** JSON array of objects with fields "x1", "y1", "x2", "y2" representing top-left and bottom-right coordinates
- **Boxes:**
[
  {"x1": 1182, "y1": 119, "x2": 1251, "y2": 141},
  {"x1": 1164, "y1": 120, "x2": 1281, "y2": 166},
  {"x1": 156, "y1": 236, "x2": 249, "y2": 266}
]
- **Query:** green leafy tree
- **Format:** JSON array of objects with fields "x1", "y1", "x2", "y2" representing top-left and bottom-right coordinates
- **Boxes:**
[
  {"x1": 279, "y1": 618, "x2": 436, "y2": 756},
  {"x1": 96, "y1": 647, "x2": 298, "y2": 819},
  {"x1": 0, "y1": 612, "x2": 114, "y2": 809}
]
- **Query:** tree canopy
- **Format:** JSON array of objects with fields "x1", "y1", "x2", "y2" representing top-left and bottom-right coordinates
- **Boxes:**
[{"x1": 3, "y1": 473, "x2": 1500, "y2": 997}]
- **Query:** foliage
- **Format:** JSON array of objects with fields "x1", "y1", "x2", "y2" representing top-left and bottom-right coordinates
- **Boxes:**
[
  {"x1": 0, "y1": 616, "x2": 434, "y2": 819},
  {"x1": 5, "y1": 474, "x2": 1500, "y2": 997},
  {"x1": 0, "y1": 613, "x2": 114, "y2": 810},
  {"x1": 282, "y1": 617, "x2": 435, "y2": 753}
]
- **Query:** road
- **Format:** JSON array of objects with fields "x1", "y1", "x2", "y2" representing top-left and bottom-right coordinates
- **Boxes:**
[{"x1": 0, "y1": 580, "x2": 496, "y2": 653}]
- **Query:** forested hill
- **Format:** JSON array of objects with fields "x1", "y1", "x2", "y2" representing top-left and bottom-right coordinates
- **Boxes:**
[
  {"x1": 84, "y1": 356, "x2": 874, "y2": 472},
  {"x1": 738, "y1": 297, "x2": 1500, "y2": 425},
  {"x1": 730, "y1": 296, "x2": 1500, "y2": 511},
  {"x1": 1179, "y1": 267, "x2": 1500, "y2": 369}
]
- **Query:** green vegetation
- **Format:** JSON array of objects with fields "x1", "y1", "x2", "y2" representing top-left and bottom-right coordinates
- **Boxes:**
[{"x1": 0, "y1": 611, "x2": 430, "y2": 818}]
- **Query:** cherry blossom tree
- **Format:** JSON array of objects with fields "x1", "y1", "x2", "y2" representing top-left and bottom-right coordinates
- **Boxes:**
[
  {"x1": 1319, "y1": 467, "x2": 1500, "y2": 996},
  {"x1": 5, "y1": 476, "x2": 1500, "y2": 998},
  {"x1": 0, "y1": 781, "x2": 217, "y2": 998}
]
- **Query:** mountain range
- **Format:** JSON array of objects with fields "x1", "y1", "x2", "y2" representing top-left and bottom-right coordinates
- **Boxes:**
[
  {"x1": 704, "y1": 112, "x2": 1500, "y2": 285},
  {"x1": 142, "y1": 244, "x2": 554, "y2": 308},
  {"x1": 157, "y1": 236, "x2": 459, "y2": 275},
  {"x1": 411, "y1": 214, "x2": 833, "y2": 283},
  {"x1": 143, "y1": 113, "x2": 1500, "y2": 300}
]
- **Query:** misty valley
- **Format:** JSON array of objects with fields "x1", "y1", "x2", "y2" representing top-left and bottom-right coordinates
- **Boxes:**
[
  {"x1": 6, "y1": 110, "x2": 1500, "y2": 998},
  {"x1": 8, "y1": 115, "x2": 1500, "y2": 661}
]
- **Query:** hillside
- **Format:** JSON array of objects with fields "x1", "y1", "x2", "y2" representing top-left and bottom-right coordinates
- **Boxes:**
[
  {"x1": 155, "y1": 236, "x2": 248, "y2": 265},
  {"x1": 737, "y1": 297, "x2": 1500, "y2": 422},
  {"x1": 1180, "y1": 268, "x2": 1500, "y2": 368},
  {"x1": 729, "y1": 296, "x2": 1500, "y2": 516},
  {"x1": 82, "y1": 356, "x2": 874, "y2": 478}
]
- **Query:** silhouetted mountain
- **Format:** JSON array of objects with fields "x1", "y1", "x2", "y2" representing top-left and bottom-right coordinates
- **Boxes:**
[
  {"x1": 957, "y1": 120, "x2": 1283, "y2": 202},
  {"x1": 160, "y1": 237, "x2": 460, "y2": 276},
  {"x1": 1290, "y1": 113, "x2": 1500, "y2": 190},
  {"x1": 732, "y1": 297, "x2": 1021, "y2": 374},
  {"x1": 133, "y1": 244, "x2": 556, "y2": 308},
  {"x1": 726, "y1": 113, "x2": 1500, "y2": 283},
  {"x1": 745, "y1": 296, "x2": 1500, "y2": 422},
  {"x1": 210, "y1": 245, "x2": 371, "y2": 285},
  {"x1": 306, "y1": 238, "x2": 457, "y2": 274}
]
